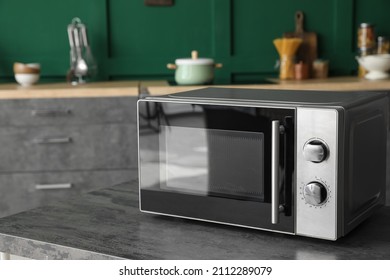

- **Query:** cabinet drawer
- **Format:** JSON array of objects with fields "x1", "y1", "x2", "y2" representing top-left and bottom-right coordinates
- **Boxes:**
[
  {"x1": 0, "y1": 97, "x2": 137, "y2": 127},
  {"x1": 0, "y1": 169, "x2": 137, "y2": 218},
  {"x1": 0, "y1": 124, "x2": 137, "y2": 172}
]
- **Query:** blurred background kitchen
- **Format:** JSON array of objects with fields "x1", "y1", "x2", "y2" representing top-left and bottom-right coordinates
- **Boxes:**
[{"x1": 0, "y1": 0, "x2": 389, "y2": 85}]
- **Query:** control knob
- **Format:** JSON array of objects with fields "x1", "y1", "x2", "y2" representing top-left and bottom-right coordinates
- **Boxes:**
[
  {"x1": 304, "y1": 182, "x2": 328, "y2": 206},
  {"x1": 303, "y1": 140, "x2": 328, "y2": 163}
]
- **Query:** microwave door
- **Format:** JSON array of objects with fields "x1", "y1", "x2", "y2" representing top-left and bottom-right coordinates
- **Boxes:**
[{"x1": 139, "y1": 101, "x2": 295, "y2": 233}]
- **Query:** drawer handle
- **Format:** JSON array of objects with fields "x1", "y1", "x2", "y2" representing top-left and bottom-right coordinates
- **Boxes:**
[
  {"x1": 31, "y1": 109, "x2": 72, "y2": 117},
  {"x1": 35, "y1": 183, "x2": 72, "y2": 190},
  {"x1": 33, "y1": 137, "x2": 72, "y2": 144}
]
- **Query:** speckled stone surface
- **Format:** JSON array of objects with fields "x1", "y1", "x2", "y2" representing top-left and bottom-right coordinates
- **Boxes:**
[{"x1": 0, "y1": 179, "x2": 389, "y2": 260}]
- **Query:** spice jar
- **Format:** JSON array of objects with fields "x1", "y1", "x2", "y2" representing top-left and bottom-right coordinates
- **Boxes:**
[
  {"x1": 357, "y1": 23, "x2": 376, "y2": 77},
  {"x1": 377, "y1": 36, "x2": 390, "y2": 54},
  {"x1": 358, "y1": 23, "x2": 376, "y2": 50}
]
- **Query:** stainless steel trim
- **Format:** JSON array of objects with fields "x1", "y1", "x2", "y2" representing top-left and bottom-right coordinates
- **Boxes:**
[
  {"x1": 31, "y1": 109, "x2": 72, "y2": 117},
  {"x1": 296, "y1": 108, "x2": 338, "y2": 240},
  {"x1": 35, "y1": 183, "x2": 72, "y2": 190},
  {"x1": 271, "y1": 120, "x2": 280, "y2": 224},
  {"x1": 140, "y1": 209, "x2": 295, "y2": 236},
  {"x1": 32, "y1": 137, "x2": 72, "y2": 144}
]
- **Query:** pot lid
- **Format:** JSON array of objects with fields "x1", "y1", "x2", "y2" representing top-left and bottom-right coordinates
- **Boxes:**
[{"x1": 175, "y1": 50, "x2": 214, "y2": 65}]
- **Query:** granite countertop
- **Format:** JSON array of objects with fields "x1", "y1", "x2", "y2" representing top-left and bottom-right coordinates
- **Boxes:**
[{"x1": 0, "y1": 179, "x2": 389, "y2": 260}]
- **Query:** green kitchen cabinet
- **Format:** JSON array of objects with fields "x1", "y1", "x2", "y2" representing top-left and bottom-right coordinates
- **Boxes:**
[{"x1": 0, "y1": 0, "x2": 389, "y2": 84}]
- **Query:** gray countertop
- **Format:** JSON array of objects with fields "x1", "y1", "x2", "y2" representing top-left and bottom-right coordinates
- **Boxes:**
[{"x1": 0, "y1": 179, "x2": 389, "y2": 260}]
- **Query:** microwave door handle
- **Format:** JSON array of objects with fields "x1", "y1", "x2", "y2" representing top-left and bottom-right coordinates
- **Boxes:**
[{"x1": 271, "y1": 120, "x2": 285, "y2": 224}]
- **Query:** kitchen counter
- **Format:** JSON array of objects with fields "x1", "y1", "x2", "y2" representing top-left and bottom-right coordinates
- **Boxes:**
[
  {"x1": 0, "y1": 80, "x2": 168, "y2": 99},
  {"x1": 1, "y1": 76, "x2": 389, "y2": 100},
  {"x1": 0, "y1": 180, "x2": 389, "y2": 260}
]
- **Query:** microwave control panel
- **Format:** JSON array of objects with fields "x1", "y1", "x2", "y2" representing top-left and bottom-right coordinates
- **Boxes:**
[{"x1": 296, "y1": 108, "x2": 338, "y2": 240}]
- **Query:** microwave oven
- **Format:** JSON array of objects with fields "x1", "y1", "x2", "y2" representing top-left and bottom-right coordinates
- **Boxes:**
[{"x1": 137, "y1": 87, "x2": 388, "y2": 240}]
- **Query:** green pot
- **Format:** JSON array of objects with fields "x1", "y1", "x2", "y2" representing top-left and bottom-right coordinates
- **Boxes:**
[{"x1": 167, "y1": 51, "x2": 222, "y2": 85}]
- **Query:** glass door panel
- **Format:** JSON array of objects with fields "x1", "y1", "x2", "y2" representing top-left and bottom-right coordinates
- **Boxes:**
[{"x1": 139, "y1": 100, "x2": 295, "y2": 232}]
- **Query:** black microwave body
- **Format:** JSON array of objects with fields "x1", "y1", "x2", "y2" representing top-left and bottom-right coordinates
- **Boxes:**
[{"x1": 138, "y1": 88, "x2": 388, "y2": 240}]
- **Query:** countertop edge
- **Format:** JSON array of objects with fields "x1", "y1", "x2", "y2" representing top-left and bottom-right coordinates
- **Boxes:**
[{"x1": 0, "y1": 233, "x2": 124, "y2": 260}]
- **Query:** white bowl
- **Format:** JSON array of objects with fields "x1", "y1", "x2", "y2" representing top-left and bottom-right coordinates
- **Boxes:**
[
  {"x1": 356, "y1": 54, "x2": 390, "y2": 80},
  {"x1": 15, "y1": 73, "x2": 40, "y2": 86}
]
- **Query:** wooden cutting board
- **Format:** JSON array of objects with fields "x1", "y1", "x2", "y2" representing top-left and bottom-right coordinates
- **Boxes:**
[{"x1": 284, "y1": 11, "x2": 317, "y2": 77}]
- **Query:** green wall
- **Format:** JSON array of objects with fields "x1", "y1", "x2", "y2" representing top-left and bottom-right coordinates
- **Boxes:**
[{"x1": 0, "y1": 0, "x2": 389, "y2": 84}]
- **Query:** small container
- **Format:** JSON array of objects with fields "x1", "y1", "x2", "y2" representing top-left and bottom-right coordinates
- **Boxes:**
[
  {"x1": 294, "y1": 61, "x2": 309, "y2": 80},
  {"x1": 358, "y1": 23, "x2": 376, "y2": 49},
  {"x1": 13, "y1": 62, "x2": 41, "y2": 86},
  {"x1": 377, "y1": 36, "x2": 390, "y2": 54},
  {"x1": 357, "y1": 23, "x2": 376, "y2": 77},
  {"x1": 313, "y1": 59, "x2": 329, "y2": 79}
]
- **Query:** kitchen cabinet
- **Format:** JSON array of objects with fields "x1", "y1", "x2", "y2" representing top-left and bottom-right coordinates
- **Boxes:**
[
  {"x1": 0, "y1": 97, "x2": 137, "y2": 126},
  {"x1": 0, "y1": 124, "x2": 135, "y2": 172},
  {"x1": 0, "y1": 170, "x2": 136, "y2": 217},
  {"x1": 0, "y1": 82, "x2": 141, "y2": 218}
]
